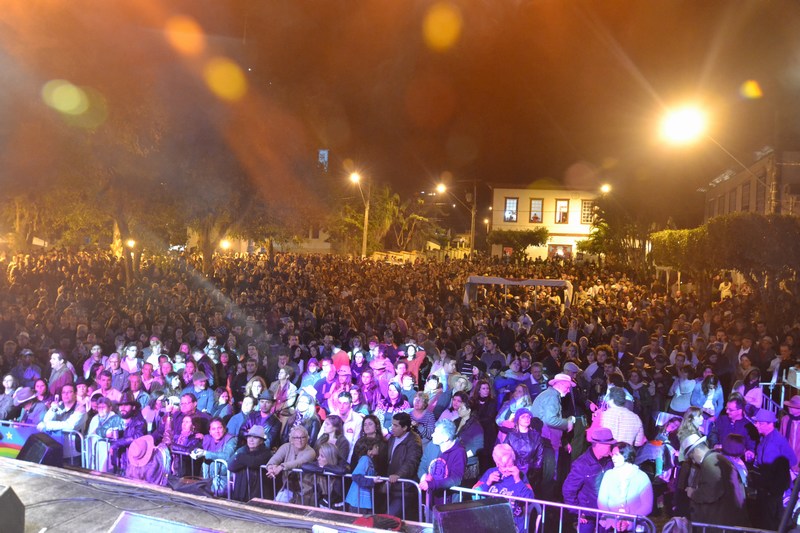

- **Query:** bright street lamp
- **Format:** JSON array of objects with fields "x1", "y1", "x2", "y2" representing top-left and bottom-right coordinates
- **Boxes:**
[
  {"x1": 350, "y1": 172, "x2": 370, "y2": 258},
  {"x1": 125, "y1": 239, "x2": 136, "y2": 249},
  {"x1": 660, "y1": 105, "x2": 777, "y2": 213},
  {"x1": 600, "y1": 184, "x2": 611, "y2": 194},
  {"x1": 660, "y1": 106, "x2": 707, "y2": 145}
]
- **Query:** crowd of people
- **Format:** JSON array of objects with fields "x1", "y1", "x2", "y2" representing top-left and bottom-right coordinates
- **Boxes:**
[{"x1": 0, "y1": 249, "x2": 799, "y2": 531}]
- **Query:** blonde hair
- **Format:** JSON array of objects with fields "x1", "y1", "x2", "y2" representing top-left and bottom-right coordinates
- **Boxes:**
[{"x1": 317, "y1": 442, "x2": 339, "y2": 466}]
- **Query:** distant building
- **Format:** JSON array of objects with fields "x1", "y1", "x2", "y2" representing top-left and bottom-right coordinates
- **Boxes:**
[
  {"x1": 700, "y1": 148, "x2": 800, "y2": 220},
  {"x1": 489, "y1": 184, "x2": 598, "y2": 260}
]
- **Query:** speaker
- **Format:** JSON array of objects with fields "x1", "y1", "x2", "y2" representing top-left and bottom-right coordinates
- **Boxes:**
[
  {"x1": 0, "y1": 485, "x2": 25, "y2": 533},
  {"x1": 432, "y1": 497, "x2": 516, "y2": 533},
  {"x1": 17, "y1": 432, "x2": 63, "y2": 467}
]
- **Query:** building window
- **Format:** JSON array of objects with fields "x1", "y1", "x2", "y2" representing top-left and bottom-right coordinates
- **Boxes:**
[
  {"x1": 529, "y1": 198, "x2": 543, "y2": 223},
  {"x1": 580, "y1": 200, "x2": 594, "y2": 225},
  {"x1": 756, "y1": 179, "x2": 766, "y2": 213},
  {"x1": 741, "y1": 181, "x2": 751, "y2": 211},
  {"x1": 728, "y1": 189, "x2": 737, "y2": 213},
  {"x1": 503, "y1": 197, "x2": 518, "y2": 222},
  {"x1": 555, "y1": 199, "x2": 569, "y2": 224},
  {"x1": 717, "y1": 195, "x2": 725, "y2": 215}
]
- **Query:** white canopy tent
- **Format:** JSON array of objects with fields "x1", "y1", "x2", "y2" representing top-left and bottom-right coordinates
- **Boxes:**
[{"x1": 463, "y1": 275, "x2": 574, "y2": 308}]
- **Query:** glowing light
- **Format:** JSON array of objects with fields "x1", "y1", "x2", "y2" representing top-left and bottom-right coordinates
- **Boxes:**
[
  {"x1": 600, "y1": 184, "x2": 611, "y2": 194},
  {"x1": 436, "y1": 183, "x2": 446, "y2": 194},
  {"x1": 203, "y1": 57, "x2": 247, "y2": 102},
  {"x1": 41, "y1": 80, "x2": 88, "y2": 115},
  {"x1": 740, "y1": 80, "x2": 763, "y2": 99},
  {"x1": 350, "y1": 172, "x2": 361, "y2": 184},
  {"x1": 660, "y1": 106, "x2": 707, "y2": 144},
  {"x1": 423, "y1": 2, "x2": 462, "y2": 52},
  {"x1": 220, "y1": 239, "x2": 231, "y2": 250},
  {"x1": 126, "y1": 239, "x2": 136, "y2": 249},
  {"x1": 483, "y1": 218, "x2": 489, "y2": 224},
  {"x1": 165, "y1": 16, "x2": 205, "y2": 56}
]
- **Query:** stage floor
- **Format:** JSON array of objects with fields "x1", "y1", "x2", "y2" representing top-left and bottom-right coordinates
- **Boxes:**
[{"x1": 0, "y1": 458, "x2": 431, "y2": 533}]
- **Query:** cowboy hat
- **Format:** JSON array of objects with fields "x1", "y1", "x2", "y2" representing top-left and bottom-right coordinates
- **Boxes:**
[
  {"x1": 548, "y1": 373, "x2": 576, "y2": 388},
  {"x1": 127, "y1": 435, "x2": 156, "y2": 467},
  {"x1": 785, "y1": 395, "x2": 800, "y2": 409},
  {"x1": 587, "y1": 426, "x2": 616, "y2": 444},
  {"x1": 12, "y1": 387, "x2": 36, "y2": 406},
  {"x1": 679, "y1": 433, "x2": 707, "y2": 460},
  {"x1": 244, "y1": 425, "x2": 266, "y2": 440}
]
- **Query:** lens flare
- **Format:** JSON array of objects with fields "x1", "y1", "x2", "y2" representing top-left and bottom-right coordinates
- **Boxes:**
[
  {"x1": 203, "y1": 57, "x2": 247, "y2": 102},
  {"x1": 740, "y1": 79, "x2": 763, "y2": 99},
  {"x1": 41, "y1": 80, "x2": 88, "y2": 115},
  {"x1": 165, "y1": 16, "x2": 205, "y2": 56},
  {"x1": 423, "y1": 2, "x2": 462, "y2": 52}
]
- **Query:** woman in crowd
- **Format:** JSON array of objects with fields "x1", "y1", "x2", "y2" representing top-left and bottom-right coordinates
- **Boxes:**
[
  {"x1": 345, "y1": 437, "x2": 382, "y2": 513},
  {"x1": 454, "y1": 391, "x2": 485, "y2": 487},
  {"x1": 266, "y1": 426, "x2": 317, "y2": 497},
  {"x1": 474, "y1": 444, "x2": 534, "y2": 533},
  {"x1": 300, "y1": 442, "x2": 347, "y2": 507},
  {"x1": 376, "y1": 382, "x2": 409, "y2": 433},
  {"x1": 316, "y1": 414, "x2": 350, "y2": 466},
  {"x1": 170, "y1": 415, "x2": 203, "y2": 477},
  {"x1": 164, "y1": 372, "x2": 185, "y2": 399},
  {"x1": 270, "y1": 366, "x2": 298, "y2": 416},
  {"x1": 495, "y1": 383, "x2": 533, "y2": 432},
  {"x1": 471, "y1": 378, "x2": 498, "y2": 471},
  {"x1": 408, "y1": 391, "x2": 436, "y2": 445},
  {"x1": 282, "y1": 392, "x2": 322, "y2": 448},
  {"x1": 359, "y1": 369, "x2": 382, "y2": 412},
  {"x1": 349, "y1": 385, "x2": 370, "y2": 415},
  {"x1": 210, "y1": 387, "x2": 234, "y2": 421},
  {"x1": 244, "y1": 376, "x2": 267, "y2": 404},
  {"x1": 597, "y1": 442, "x2": 653, "y2": 531},
  {"x1": 668, "y1": 365, "x2": 695, "y2": 415},
  {"x1": 229, "y1": 425, "x2": 272, "y2": 502},
  {"x1": 502, "y1": 408, "x2": 543, "y2": 488},
  {"x1": 34, "y1": 377, "x2": 51, "y2": 408},
  {"x1": 350, "y1": 414, "x2": 386, "y2": 472},
  {"x1": 690, "y1": 374, "x2": 724, "y2": 420}
]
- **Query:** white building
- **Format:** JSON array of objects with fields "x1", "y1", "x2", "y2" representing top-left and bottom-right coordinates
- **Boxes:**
[{"x1": 489, "y1": 185, "x2": 598, "y2": 260}]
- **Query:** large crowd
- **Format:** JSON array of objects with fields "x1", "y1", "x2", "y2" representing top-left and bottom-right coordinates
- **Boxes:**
[{"x1": 0, "y1": 250, "x2": 798, "y2": 532}]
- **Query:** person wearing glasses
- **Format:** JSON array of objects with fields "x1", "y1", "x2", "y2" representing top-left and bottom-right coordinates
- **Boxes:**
[{"x1": 266, "y1": 426, "x2": 317, "y2": 498}]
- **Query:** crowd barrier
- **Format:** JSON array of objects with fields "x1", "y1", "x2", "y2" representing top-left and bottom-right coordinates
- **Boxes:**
[
  {"x1": 0, "y1": 420, "x2": 85, "y2": 468},
  {"x1": 690, "y1": 524, "x2": 775, "y2": 533},
  {"x1": 258, "y1": 467, "x2": 425, "y2": 523},
  {"x1": 434, "y1": 486, "x2": 657, "y2": 533}
]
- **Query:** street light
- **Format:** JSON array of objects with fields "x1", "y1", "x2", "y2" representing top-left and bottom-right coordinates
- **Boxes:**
[
  {"x1": 660, "y1": 105, "x2": 777, "y2": 213},
  {"x1": 436, "y1": 181, "x2": 477, "y2": 256},
  {"x1": 660, "y1": 106, "x2": 707, "y2": 144},
  {"x1": 350, "y1": 172, "x2": 370, "y2": 258},
  {"x1": 600, "y1": 183, "x2": 612, "y2": 194},
  {"x1": 125, "y1": 239, "x2": 136, "y2": 249}
]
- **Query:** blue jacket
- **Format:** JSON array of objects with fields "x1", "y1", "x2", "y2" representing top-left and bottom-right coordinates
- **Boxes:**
[{"x1": 562, "y1": 448, "x2": 611, "y2": 508}]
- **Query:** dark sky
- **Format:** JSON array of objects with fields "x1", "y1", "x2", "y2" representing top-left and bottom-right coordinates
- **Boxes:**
[
  {"x1": 5, "y1": 1, "x2": 800, "y2": 229},
  {"x1": 219, "y1": 0, "x2": 800, "y2": 226}
]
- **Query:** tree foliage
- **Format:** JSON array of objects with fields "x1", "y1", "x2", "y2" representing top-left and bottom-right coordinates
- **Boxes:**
[
  {"x1": 487, "y1": 228, "x2": 549, "y2": 260},
  {"x1": 651, "y1": 213, "x2": 800, "y2": 329}
]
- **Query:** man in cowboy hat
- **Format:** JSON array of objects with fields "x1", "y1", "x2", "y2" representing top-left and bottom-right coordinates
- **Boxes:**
[
  {"x1": 109, "y1": 391, "x2": 147, "y2": 471},
  {"x1": 13, "y1": 386, "x2": 46, "y2": 425},
  {"x1": 243, "y1": 390, "x2": 281, "y2": 450},
  {"x1": 752, "y1": 408, "x2": 797, "y2": 529},
  {"x1": 530, "y1": 372, "x2": 576, "y2": 500},
  {"x1": 124, "y1": 435, "x2": 170, "y2": 486},
  {"x1": 562, "y1": 426, "x2": 615, "y2": 532},
  {"x1": 681, "y1": 432, "x2": 749, "y2": 528}
]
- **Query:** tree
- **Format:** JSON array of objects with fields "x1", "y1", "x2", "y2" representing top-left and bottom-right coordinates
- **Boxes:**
[
  {"x1": 391, "y1": 197, "x2": 443, "y2": 251},
  {"x1": 487, "y1": 228, "x2": 549, "y2": 260},
  {"x1": 651, "y1": 213, "x2": 800, "y2": 331}
]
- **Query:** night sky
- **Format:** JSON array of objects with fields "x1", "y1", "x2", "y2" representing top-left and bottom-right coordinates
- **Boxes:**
[{"x1": 4, "y1": 1, "x2": 800, "y2": 228}]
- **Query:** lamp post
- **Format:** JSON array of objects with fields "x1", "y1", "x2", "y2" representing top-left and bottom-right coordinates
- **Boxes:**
[
  {"x1": 660, "y1": 105, "x2": 778, "y2": 214},
  {"x1": 350, "y1": 172, "x2": 370, "y2": 258},
  {"x1": 436, "y1": 181, "x2": 477, "y2": 256}
]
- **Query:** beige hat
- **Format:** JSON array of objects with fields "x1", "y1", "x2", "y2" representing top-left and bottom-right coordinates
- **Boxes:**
[
  {"x1": 548, "y1": 373, "x2": 576, "y2": 387},
  {"x1": 127, "y1": 435, "x2": 156, "y2": 467}
]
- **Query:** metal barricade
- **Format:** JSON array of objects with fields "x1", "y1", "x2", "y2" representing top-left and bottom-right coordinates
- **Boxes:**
[
  {"x1": 691, "y1": 524, "x2": 775, "y2": 533},
  {"x1": 210, "y1": 458, "x2": 234, "y2": 500},
  {"x1": 169, "y1": 449, "x2": 201, "y2": 477},
  {"x1": 437, "y1": 486, "x2": 657, "y2": 533},
  {"x1": 85, "y1": 434, "x2": 112, "y2": 471},
  {"x1": 0, "y1": 420, "x2": 86, "y2": 468},
  {"x1": 258, "y1": 466, "x2": 425, "y2": 522}
]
